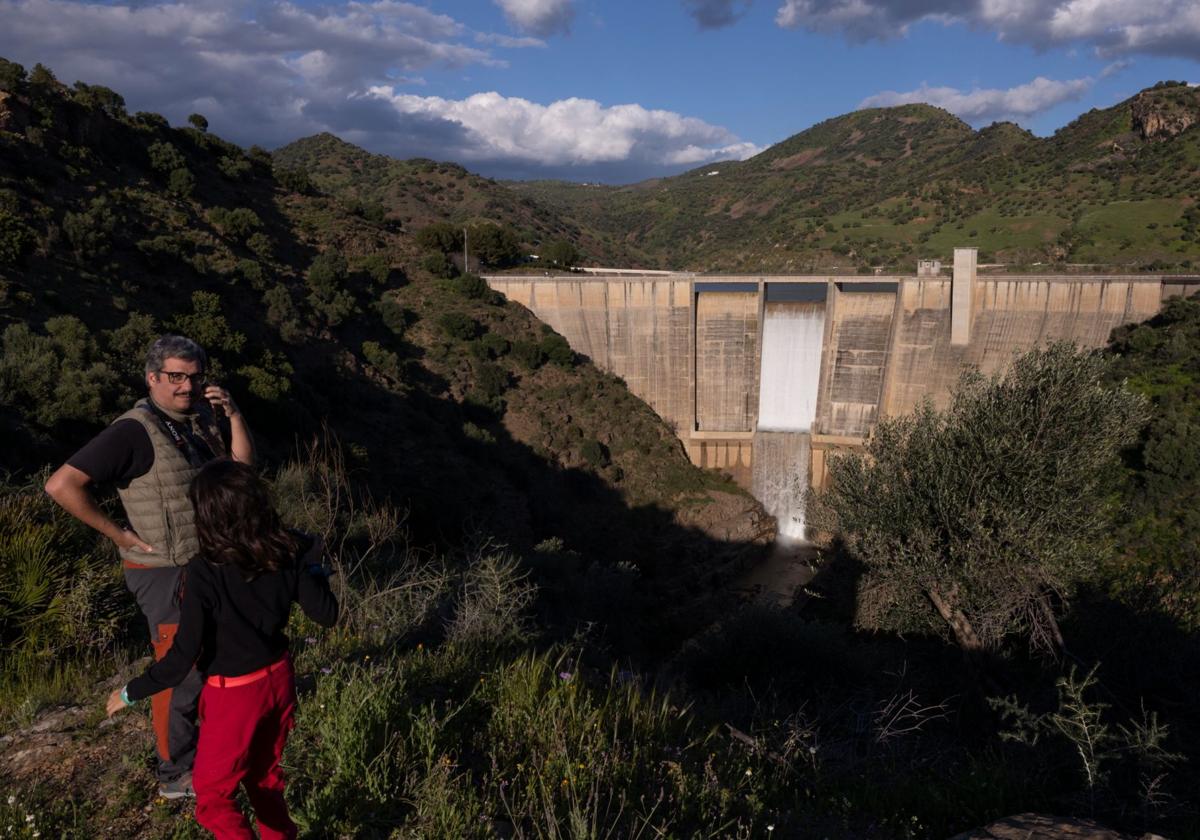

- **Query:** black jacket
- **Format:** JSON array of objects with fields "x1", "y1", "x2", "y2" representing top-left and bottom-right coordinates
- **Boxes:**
[{"x1": 126, "y1": 536, "x2": 337, "y2": 701}]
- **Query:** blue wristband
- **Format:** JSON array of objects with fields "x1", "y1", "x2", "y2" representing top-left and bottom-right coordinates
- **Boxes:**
[{"x1": 120, "y1": 686, "x2": 134, "y2": 706}]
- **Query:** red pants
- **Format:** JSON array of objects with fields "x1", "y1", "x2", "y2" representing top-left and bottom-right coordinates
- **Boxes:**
[{"x1": 193, "y1": 657, "x2": 298, "y2": 840}]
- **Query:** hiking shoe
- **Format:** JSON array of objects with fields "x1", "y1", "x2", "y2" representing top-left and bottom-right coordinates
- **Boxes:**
[{"x1": 158, "y1": 772, "x2": 195, "y2": 800}]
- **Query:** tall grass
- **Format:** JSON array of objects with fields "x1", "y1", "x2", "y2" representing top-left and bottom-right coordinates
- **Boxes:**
[{"x1": 0, "y1": 475, "x2": 138, "y2": 726}]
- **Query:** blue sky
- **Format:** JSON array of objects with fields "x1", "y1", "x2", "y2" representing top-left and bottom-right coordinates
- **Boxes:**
[{"x1": 0, "y1": 0, "x2": 1197, "y2": 182}]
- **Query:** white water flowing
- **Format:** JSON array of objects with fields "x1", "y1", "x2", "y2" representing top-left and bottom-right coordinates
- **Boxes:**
[
  {"x1": 752, "y1": 432, "x2": 813, "y2": 542},
  {"x1": 756, "y1": 303, "x2": 826, "y2": 432},
  {"x1": 754, "y1": 302, "x2": 825, "y2": 542}
]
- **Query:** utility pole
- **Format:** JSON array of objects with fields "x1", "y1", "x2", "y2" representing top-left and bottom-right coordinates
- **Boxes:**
[{"x1": 463, "y1": 227, "x2": 469, "y2": 274}]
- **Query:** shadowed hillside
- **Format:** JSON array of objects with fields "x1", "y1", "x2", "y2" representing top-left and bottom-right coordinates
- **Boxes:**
[{"x1": 0, "y1": 57, "x2": 771, "y2": 609}]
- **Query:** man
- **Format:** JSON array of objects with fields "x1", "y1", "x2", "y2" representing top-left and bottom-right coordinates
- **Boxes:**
[{"x1": 45, "y1": 335, "x2": 254, "y2": 798}]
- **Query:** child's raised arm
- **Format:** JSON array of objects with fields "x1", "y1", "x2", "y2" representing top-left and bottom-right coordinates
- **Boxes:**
[{"x1": 297, "y1": 535, "x2": 338, "y2": 627}]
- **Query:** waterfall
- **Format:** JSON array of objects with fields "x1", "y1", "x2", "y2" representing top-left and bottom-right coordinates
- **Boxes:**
[
  {"x1": 752, "y1": 432, "x2": 812, "y2": 542},
  {"x1": 757, "y1": 303, "x2": 825, "y2": 432},
  {"x1": 754, "y1": 300, "x2": 825, "y2": 542}
]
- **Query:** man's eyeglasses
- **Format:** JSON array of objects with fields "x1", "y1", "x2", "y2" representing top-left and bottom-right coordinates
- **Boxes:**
[{"x1": 157, "y1": 370, "x2": 207, "y2": 386}]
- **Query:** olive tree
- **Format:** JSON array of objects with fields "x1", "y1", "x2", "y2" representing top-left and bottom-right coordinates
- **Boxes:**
[{"x1": 812, "y1": 343, "x2": 1148, "y2": 654}]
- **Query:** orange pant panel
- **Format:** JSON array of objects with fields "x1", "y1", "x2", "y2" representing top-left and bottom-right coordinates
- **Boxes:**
[{"x1": 150, "y1": 622, "x2": 179, "y2": 762}]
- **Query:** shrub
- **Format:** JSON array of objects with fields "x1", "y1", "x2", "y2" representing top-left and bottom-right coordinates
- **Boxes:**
[
  {"x1": 135, "y1": 233, "x2": 186, "y2": 265},
  {"x1": 132, "y1": 111, "x2": 169, "y2": 130},
  {"x1": 539, "y1": 333, "x2": 575, "y2": 368},
  {"x1": 541, "y1": 238, "x2": 579, "y2": 268},
  {"x1": 208, "y1": 206, "x2": 261, "y2": 240},
  {"x1": 510, "y1": 340, "x2": 544, "y2": 370},
  {"x1": 147, "y1": 141, "x2": 186, "y2": 174},
  {"x1": 445, "y1": 552, "x2": 534, "y2": 649},
  {"x1": 62, "y1": 196, "x2": 116, "y2": 260},
  {"x1": 170, "y1": 291, "x2": 246, "y2": 355},
  {"x1": 813, "y1": 344, "x2": 1149, "y2": 654},
  {"x1": 274, "y1": 166, "x2": 312, "y2": 194},
  {"x1": 456, "y1": 273, "x2": 489, "y2": 300},
  {"x1": 471, "y1": 362, "x2": 509, "y2": 407},
  {"x1": 0, "y1": 208, "x2": 34, "y2": 265},
  {"x1": 167, "y1": 167, "x2": 194, "y2": 198},
  {"x1": 479, "y1": 332, "x2": 509, "y2": 359},
  {"x1": 70, "y1": 82, "x2": 125, "y2": 118},
  {"x1": 236, "y1": 350, "x2": 293, "y2": 402},
  {"x1": 378, "y1": 298, "x2": 409, "y2": 336},
  {"x1": 263, "y1": 285, "x2": 303, "y2": 343},
  {"x1": 415, "y1": 221, "x2": 462, "y2": 254},
  {"x1": 362, "y1": 340, "x2": 402, "y2": 382},
  {"x1": 103, "y1": 310, "x2": 158, "y2": 388},
  {"x1": 580, "y1": 439, "x2": 608, "y2": 468},
  {"x1": 0, "y1": 319, "x2": 119, "y2": 427},
  {"x1": 187, "y1": 113, "x2": 208, "y2": 132},
  {"x1": 236, "y1": 258, "x2": 265, "y2": 290},
  {"x1": 466, "y1": 223, "x2": 521, "y2": 268},
  {"x1": 0, "y1": 58, "x2": 25, "y2": 93},
  {"x1": 359, "y1": 252, "x2": 392, "y2": 285},
  {"x1": 27, "y1": 63, "x2": 57, "y2": 90},
  {"x1": 246, "y1": 231, "x2": 273, "y2": 260},
  {"x1": 421, "y1": 251, "x2": 457, "y2": 279},
  {"x1": 438, "y1": 312, "x2": 477, "y2": 341},
  {"x1": 217, "y1": 155, "x2": 251, "y2": 181},
  {"x1": 306, "y1": 252, "x2": 356, "y2": 326}
]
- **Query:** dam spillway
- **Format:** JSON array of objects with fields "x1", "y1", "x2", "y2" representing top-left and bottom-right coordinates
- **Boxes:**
[{"x1": 485, "y1": 252, "x2": 1200, "y2": 540}]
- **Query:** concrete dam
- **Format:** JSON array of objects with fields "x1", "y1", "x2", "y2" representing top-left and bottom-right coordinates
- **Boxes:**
[{"x1": 485, "y1": 250, "x2": 1200, "y2": 541}]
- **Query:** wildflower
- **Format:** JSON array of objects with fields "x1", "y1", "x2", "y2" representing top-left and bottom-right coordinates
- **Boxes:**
[
  {"x1": 417, "y1": 643, "x2": 424, "y2": 651},
  {"x1": 24, "y1": 815, "x2": 33, "y2": 824},
  {"x1": 558, "y1": 671, "x2": 572, "y2": 681},
  {"x1": 320, "y1": 666, "x2": 333, "y2": 675},
  {"x1": 304, "y1": 636, "x2": 317, "y2": 644},
  {"x1": 6, "y1": 795, "x2": 13, "y2": 804},
  {"x1": 767, "y1": 826, "x2": 775, "y2": 833},
  {"x1": 744, "y1": 768, "x2": 752, "y2": 777}
]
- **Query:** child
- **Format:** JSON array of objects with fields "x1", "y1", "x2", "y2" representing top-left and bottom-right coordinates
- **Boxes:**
[{"x1": 108, "y1": 458, "x2": 338, "y2": 840}]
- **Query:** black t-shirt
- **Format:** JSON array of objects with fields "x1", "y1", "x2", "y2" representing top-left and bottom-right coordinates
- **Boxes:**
[
  {"x1": 67, "y1": 420, "x2": 156, "y2": 487},
  {"x1": 67, "y1": 414, "x2": 232, "y2": 488},
  {"x1": 125, "y1": 537, "x2": 339, "y2": 701}
]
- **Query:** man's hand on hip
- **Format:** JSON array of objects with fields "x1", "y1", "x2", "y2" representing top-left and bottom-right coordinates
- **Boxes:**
[{"x1": 114, "y1": 528, "x2": 153, "y2": 553}]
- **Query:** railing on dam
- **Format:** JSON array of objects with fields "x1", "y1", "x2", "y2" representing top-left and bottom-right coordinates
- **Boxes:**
[{"x1": 484, "y1": 251, "x2": 1200, "y2": 537}]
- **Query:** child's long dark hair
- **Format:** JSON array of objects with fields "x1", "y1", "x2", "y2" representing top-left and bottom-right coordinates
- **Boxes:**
[{"x1": 189, "y1": 459, "x2": 298, "y2": 579}]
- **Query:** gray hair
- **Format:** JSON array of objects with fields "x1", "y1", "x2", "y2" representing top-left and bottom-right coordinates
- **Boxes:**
[{"x1": 144, "y1": 335, "x2": 207, "y2": 374}]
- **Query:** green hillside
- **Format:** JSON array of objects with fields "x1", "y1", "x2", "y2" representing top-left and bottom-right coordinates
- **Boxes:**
[
  {"x1": 273, "y1": 132, "x2": 645, "y2": 267},
  {"x1": 506, "y1": 84, "x2": 1200, "y2": 272}
]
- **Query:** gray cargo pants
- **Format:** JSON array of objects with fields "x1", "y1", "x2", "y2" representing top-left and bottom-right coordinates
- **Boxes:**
[{"x1": 124, "y1": 565, "x2": 203, "y2": 782}]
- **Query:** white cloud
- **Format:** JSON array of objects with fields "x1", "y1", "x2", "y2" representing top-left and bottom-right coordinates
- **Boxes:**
[
  {"x1": 774, "y1": 0, "x2": 1200, "y2": 60},
  {"x1": 0, "y1": 0, "x2": 754, "y2": 181},
  {"x1": 492, "y1": 0, "x2": 575, "y2": 37},
  {"x1": 474, "y1": 32, "x2": 547, "y2": 48},
  {"x1": 364, "y1": 88, "x2": 763, "y2": 168},
  {"x1": 859, "y1": 75, "x2": 1094, "y2": 124}
]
